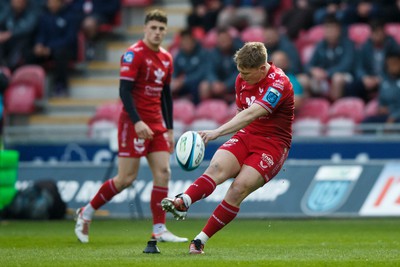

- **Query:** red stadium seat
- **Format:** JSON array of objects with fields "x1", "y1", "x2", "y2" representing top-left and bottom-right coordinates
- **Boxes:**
[
  {"x1": 227, "y1": 102, "x2": 238, "y2": 121},
  {"x1": 173, "y1": 99, "x2": 196, "y2": 125},
  {"x1": 306, "y1": 25, "x2": 325, "y2": 43},
  {"x1": 202, "y1": 27, "x2": 239, "y2": 49},
  {"x1": 122, "y1": 0, "x2": 153, "y2": 7},
  {"x1": 195, "y1": 99, "x2": 229, "y2": 124},
  {"x1": 364, "y1": 98, "x2": 378, "y2": 117},
  {"x1": 11, "y1": 65, "x2": 45, "y2": 99},
  {"x1": 4, "y1": 84, "x2": 36, "y2": 114},
  {"x1": 293, "y1": 118, "x2": 323, "y2": 136},
  {"x1": 240, "y1": 26, "x2": 265, "y2": 43},
  {"x1": 296, "y1": 97, "x2": 330, "y2": 123},
  {"x1": 326, "y1": 117, "x2": 356, "y2": 136},
  {"x1": 299, "y1": 43, "x2": 316, "y2": 64},
  {"x1": 348, "y1": 23, "x2": 371, "y2": 47},
  {"x1": 92, "y1": 101, "x2": 123, "y2": 123},
  {"x1": 385, "y1": 23, "x2": 400, "y2": 44},
  {"x1": 329, "y1": 97, "x2": 365, "y2": 123}
]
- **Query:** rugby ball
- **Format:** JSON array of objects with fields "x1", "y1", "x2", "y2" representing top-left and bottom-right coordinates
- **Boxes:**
[{"x1": 175, "y1": 131, "x2": 205, "y2": 171}]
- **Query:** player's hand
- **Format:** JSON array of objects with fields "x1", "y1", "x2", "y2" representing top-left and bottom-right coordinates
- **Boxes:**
[
  {"x1": 198, "y1": 130, "x2": 220, "y2": 145},
  {"x1": 134, "y1": 121, "x2": 154, "y2": 140},
  {"x1": 167, "y1": 129, "x2": 174, "y2": 153}
]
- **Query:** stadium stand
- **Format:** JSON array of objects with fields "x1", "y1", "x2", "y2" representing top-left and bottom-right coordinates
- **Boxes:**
[
  {"x1": 240, "y1": 25, "x2": 265, "y2": 43},
  {"x1": 328, "y1": 97, "x2": 365, "y2": 123},
  {"x1": 385, "y1": 23, "x2": 400, "y2": 44},
  {"x1": 4, "y1": 84, "x2": 37, "y2": 114},
  {"x1": 173, "y1": 99, "x2": 196, "y2": 125},
  {"x1": 348, "y1": 23, "x2": 371, "y2": 47},
  {"x1": 10, "y1": 65, "x2": 46, "y2": 99},
  {"x1": 194, "y1": 99, "x2": 229, "y2": 124},
  {"x1": 296, "y1": 97, "x2": 330, "y2": 123}
]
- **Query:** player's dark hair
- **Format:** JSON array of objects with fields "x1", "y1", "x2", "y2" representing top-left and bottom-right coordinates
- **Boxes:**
[{"x1": 145, "y1": 9, "x2": 168, "y2": 24}]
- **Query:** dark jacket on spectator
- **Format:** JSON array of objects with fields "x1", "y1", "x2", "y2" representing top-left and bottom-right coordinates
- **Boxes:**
[
  {"x1": 356, "y1": 35, "x2": 398, "y2": 79},
  {"x1": 35, "y1": 6, "x2": 78, "y2": 52},
  {"x1": 306, "y1": 36, "x2": 355, "y2": 78},
  {"x1": 0, "y1": 4, "x2": 38, "y2": 39},
  {"x1": 266, "y1": 35, "x2": 303, "y2": 74},
  {"x1": 379, "y1": 73, "x2": 400, "y2": 120},
  {"x1": 173, "y1": 41, "x2": 209, "y2": 88}
]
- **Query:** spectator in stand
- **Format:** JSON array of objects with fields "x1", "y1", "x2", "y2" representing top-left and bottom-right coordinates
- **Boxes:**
[
  {"x1": 187, "y1": 0, "x2": 223, "y2": 33},
  {"x1": 382, "y1": 0, "x2": 400, "y2": 23},
  {"x1": 263, "y1": 25, "x2": 303, "y2": 75},
  {"x1": 299, "y1": 15, "x2": 355, "y2": 101},
  {"x1": 344, "y1": 20, "x2": 399, "y2": 103},
  {"x1": 66, "y1": 0, "x2": 120, "y2": 60},
  {"x1": 341, "y1": 0, "x2": 391, "y2": 25},
  {"x1": 171, "y1": 29, "x2": 209, "y2": 104},
  {"x1": 271, "y1": 50, "x2": 305, "y2": 111},
  {"x1": 280, "y1": 0, "x2": 316, "y2": 40},
  {"x1": 217, "y1": 0, "x2": 280, "y2": 31},
  {"x1": 0, "y1": 0, "x2": 38, "y2": 70},
  {"x1": 362, "y1": 50, "x2": 400, "y2": 127},
  {"x1": 312, "y1": 0, "x2": 348, "y2": 25},
  {"x1": 199, "y1": 27, "x2": 243, "y2": 103},
  {"x1": 30, "y1": 0, "x2": 78, "y2": 96}
]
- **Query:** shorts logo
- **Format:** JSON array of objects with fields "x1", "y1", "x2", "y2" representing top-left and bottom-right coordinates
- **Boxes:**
[
  {"x1": 259, "y1": 153, "x2": 274, "y2": 170},
  {"x1": 301, "y1": 166, "x2": 362, "y2": 215},
  {"x1": 134, "y1": 138, "x2": 145, "y2": 154},
  {"x1": 262, "y1": 87, "x2": 281, "y2": 108},
  {"x1": 123, "y1": 51, "x2": 134, "y2": 63},
  {"x1": 222, "y1": 138, "x2": 239, "y2": 147}
]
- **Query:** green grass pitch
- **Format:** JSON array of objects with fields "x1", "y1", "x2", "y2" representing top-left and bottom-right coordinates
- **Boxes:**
[{"x1": 0, "y1": 218, "x2": 399, "y2": 266}]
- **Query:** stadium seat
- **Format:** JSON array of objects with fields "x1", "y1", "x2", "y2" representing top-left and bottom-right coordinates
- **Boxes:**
[
  {"x1": 240, "y1": 26, "x2": 265, "y2": 43},
  {"x1": 93, "y1": 101, "x2": 123, "y2": 123},
  {"x1": 195, "y1": 99, "x2": 229, "y2": 124},
  {"x1": 296, "y1": 97, "x2": 330, "y2": 123},
  {"x1": 88, "y1": 119, "x2": 118, "y2": 139},
  {"x1": 364, "y1": 98, "x2": 378, "y2": 117},
  {"x1": 202, "y1": 27, "x2": 239, "y2": 49},
  {"x1": 11, "y1": 65, "x2": 45, "y2": 99},
  {"x1": 4, "y1": 84, "x2": 36, "y2": 114},
  {"x1": 326, "y1": 117, "x2": 356, "y2": 136},
  {"x1": 329, "y1": 97, "x2": 365, "y2": 123},
  {"x1": 173, "y1": 120, "x2": 187, "y2": 139},
  {"x1": 385, "y1": 23, "x2": 400, "y2": 44},
  {"x1": 306, "y1": 25, "x2": 325, "y2": 43},
  {"x1": 227, "y1": 102, "x2": 238, "y2": 121},
  {"x1": 173, "y1": 98, "x2": 196, "y2": 125},
  {"x1": 348, "y1": 23, "x2": 371, "y2": 47},
  {"x1": 293, "y1": 118, "x2": 323, "y2": 136},
  {"x1": 299, "y1": 43, "x2": 316, "y2": 64},
  {"x1": 190, "y1": 118, "x2": 220, "y2": 132},
  {"x1": 122, "y1": 0, "x2": 153, "y2": 6}
]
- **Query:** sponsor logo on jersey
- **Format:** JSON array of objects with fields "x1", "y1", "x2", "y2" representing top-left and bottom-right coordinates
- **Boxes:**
[
  {"x1": 262, "y1": 87, "x2": 281, "y2": 108},
  {"x1": 272, "y1": 79, "x2": 285, "y2": 90},
  {"x1": 121, "y1": 66, "x2": 130, "y2": 72},
  {"x1": 162, "y1": 61, "x2": 170, "y2": 68},
  {"x1": 154, "y1": 68, "x2": 165, "y2": 84},
  {"x1": 123, "y1": 51, "x2": 134, "y2": 63},
  {"x1": 301, "y1": 165, "x2": 362, "y2": 215},
  {"x1": 268, "y1": 73, "x2": 276, "y2": 80},
  {"x1": 144, "y1": 85, "x2": 163, "y2": 96},
  {"x1": 133, "y1": 47, "x2": 143, "y2": 52},
  {"x1": 146, "y1": 59, "x2": 152, "y2": 66},
  {"x1": 245, "y1": 96, "x2": 256, "y2": 107},
  {"x1": 258, "y1": 87, "x2": 264, "y2": 94}
]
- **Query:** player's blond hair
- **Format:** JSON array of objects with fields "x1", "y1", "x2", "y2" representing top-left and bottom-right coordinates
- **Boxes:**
[
  {"x1": 234, "y1": 42, "x2": 268, "y2": 69},
  {"x1": 145, "y1": 9, "x2": 168, "y2": 24}
]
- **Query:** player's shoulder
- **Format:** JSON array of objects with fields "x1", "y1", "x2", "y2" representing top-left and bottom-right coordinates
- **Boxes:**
[
  {"x1": 159, "y1": 46, "x2": 173, "y2": 60},
  {"x1": 269, "y1": 65, "x2": 291, "y2": 91}
]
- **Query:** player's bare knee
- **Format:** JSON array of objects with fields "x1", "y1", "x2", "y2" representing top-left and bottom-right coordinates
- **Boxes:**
[
  {"x1": 227, "y1": 181, "x2": 251, "y2": 204},
  {"x1": 153, "y1": 167, "x2": 171, "y2": 185},
  {"x1": 114, "y1": 174, "x2": 137, "y2": 190}
]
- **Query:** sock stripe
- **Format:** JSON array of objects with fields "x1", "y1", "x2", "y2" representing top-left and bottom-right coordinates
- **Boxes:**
[
  {"x1": 153, "y1": 186, "x2": 168, "y2": 193},
  {"x1": 109, "y1": 179, "x2": 118, "y2": 194},
  {"x1": 202, "y1": 175, "x2": 217, "y2": 190},
  {"x1": 221, "y1": 200, "x2": 239, "y2": 214},
  {"x1": 100, "y1": 194, "x2": 108, "y2": 203},
  {"x1": 211, "y1": 214, "x2": 226, "y2": 226}
]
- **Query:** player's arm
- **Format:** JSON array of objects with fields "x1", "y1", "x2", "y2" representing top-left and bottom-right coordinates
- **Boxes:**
[
  {"x1": 119, "y1": 79, "x2": 154, "y2": 139},
  {"x1": 161, "y1": 84, "x2": 174, "y2": 152},
  {"x1": 161, "y1": 84, "x2": 173, "y2": 130},
  {"x1": 200, "y1": 103, "x2": 268, "y2": 144}
]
